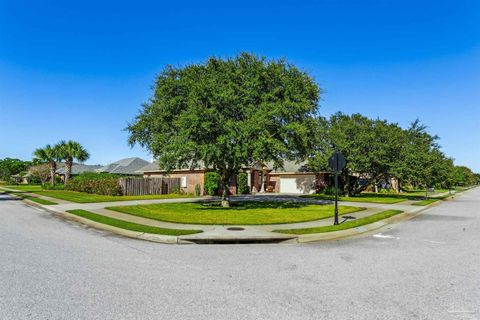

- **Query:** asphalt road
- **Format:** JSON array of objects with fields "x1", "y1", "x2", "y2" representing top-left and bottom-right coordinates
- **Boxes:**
[{"x1": 0, "y1": 189, "x2": 479, "y2": 320}]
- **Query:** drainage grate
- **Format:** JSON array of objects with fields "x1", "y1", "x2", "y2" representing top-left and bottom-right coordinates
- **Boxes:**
[{"x1": 226, "y1": 227, "x2": 245, "y2": 231}]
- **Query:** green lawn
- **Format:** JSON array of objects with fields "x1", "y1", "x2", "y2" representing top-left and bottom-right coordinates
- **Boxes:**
[
  {"x1": 106, "y1": 201, "x2": 365, "y2": 225},
  {"x1": 275, "y1": 210, "x2": 403, "y2": 235},
  {"x1": 301, "y1": 189, "x2": 454, "y2": 204},
  {"x1": 412, "y1": 198, "x2": 441, "y2": 206},
  {"x1": 1, "y1": 185, "x2": 194, "y2": 203},
  {"x1": 11, "y1": 192, "x2": 58, "y2": 205},
  {"x1": 67, "y1": 210, "x2": 202, "y2": 236}
]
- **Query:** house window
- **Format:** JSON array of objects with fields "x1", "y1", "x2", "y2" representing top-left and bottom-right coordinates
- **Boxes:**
[{"x1": 181, "y1": 176, "x2": 187, "y2": 188}]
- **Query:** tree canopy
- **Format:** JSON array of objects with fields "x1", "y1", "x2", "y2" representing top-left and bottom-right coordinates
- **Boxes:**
[
  {"x1": 58, "y1": 140, "x2": 90, "y2": 184},
  {"x1": 128, "y1": 53, "x2": 477, "y2": 198},
  {"x1": 0, "y1": 158, "x2": 32, "y2": 182},
  {"x1": 308, "y1": 114, "x2": 473, "y2": 194},
  {"x1": 127, "y1": 53, "x2": 320, "y2": 204}
]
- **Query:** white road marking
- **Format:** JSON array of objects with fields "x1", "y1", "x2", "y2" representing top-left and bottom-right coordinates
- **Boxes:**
[
  {"x1": 373, "y1": 233, "x2": 400, "y2": 239},
  {"x1": 447, "y1": 310, "x2": 476, "y2": 314},
  {"x1": 425, "y1": 240, "x2": 447, "y2": 245}
]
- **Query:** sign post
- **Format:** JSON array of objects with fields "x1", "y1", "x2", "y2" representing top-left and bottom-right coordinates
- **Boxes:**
[{"x1": 328, "y1": 151, "x2": 346, "y2": 225}]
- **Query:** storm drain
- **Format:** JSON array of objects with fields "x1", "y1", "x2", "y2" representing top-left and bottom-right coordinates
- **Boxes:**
[
  {"x1": 184, "y1": 238, "x2": 293, "y2": 244},
  {"x1": 226, "y1": 227, "x2": 245, "y2": 231}
]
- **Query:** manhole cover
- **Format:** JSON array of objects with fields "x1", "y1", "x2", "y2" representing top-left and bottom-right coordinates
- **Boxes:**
[{"x1": 227, "y1": 227, "x2": 244, "y2": 231}]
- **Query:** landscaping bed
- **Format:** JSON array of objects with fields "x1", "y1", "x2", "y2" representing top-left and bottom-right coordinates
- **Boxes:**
[
  {"x1": 275, "y1": 210, "x2": 403, "y2": 234},
  {"x1": 106, "y1": 201, "x2": 365, "y2": 225}
]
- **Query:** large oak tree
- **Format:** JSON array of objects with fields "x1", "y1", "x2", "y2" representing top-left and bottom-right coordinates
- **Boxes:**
[{"x1": 127, "y1": 53, "x2": 320, "y2": 205}]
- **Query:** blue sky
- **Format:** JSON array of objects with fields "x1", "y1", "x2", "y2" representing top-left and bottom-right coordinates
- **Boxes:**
[{"x1": 0, "y1": 0, "x2": 479, "y2": 171}]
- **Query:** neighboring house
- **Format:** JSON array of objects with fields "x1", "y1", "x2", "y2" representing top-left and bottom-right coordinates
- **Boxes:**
[
  {"x1": 137, "y1": 160, "x2": 328, "y2": 195},
  {"x1": 10, "y1": 173, "x2": 30, "y2": 184},
  {"x1": 56, "y1": 163, "x2": 103, "y2": 180},
  {"x1": 96, "y1": 157, "x2": 149, "y2": 175}
]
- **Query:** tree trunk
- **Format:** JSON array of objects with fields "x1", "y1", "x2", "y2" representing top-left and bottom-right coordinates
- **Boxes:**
[
  {"x1": 221, "y1": 172, "x2": 231, "y2": 207},
  {"x1": 49, "y1": 161, "x2": 56, "y2": 186},
  {"x1": 65, "y1": 157, "x2": 73, "y2": 184}
]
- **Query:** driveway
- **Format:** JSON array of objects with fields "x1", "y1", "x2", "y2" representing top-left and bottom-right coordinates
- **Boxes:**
[{"x1": 0, "y1": 189, "x2": 478, "y2": 319}]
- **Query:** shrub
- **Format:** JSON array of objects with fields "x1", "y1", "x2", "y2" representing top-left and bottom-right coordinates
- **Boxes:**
[
  {"x1": 71, "y1": 172, "x2": 122, "y2": 181},
  {"x1": 42, "y1": 183, "x2": 65, "y2": 190},
  {"x1": 237, "y1": 173, "x2": 249, "y2": 194},
  {"x1": 66, "y1": 172, "x2": 123, "y2": 196},
  {"x1": 378, "y1": 188, "x2": 396, "y2": 194},
  {"x1": 323, "y1": 186, "x2": 343, "y2": 196},
  {"x1": 204, "y1": 172, "x2": 221, "y2": 196},
  {"x1": 194, "y1": 184, "x2": 201, "y2": 197},
  {"x1": 171, "y1": 185, "x2": 181, "y2": 194}
]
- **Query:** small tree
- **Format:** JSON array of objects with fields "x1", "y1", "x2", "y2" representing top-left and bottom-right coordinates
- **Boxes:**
[
  {"x1": 28, "y1": 164, "x2": 51, "y2": 186},
  {"x1": 58, "y1": 140, "x2": 90, "y2": 184},
  {"x1": 127, "y1": 53, "x2": 320, "y2": 206},
  {"x1": 33, "y1": 144, "x2": 62, "y2": 186}
]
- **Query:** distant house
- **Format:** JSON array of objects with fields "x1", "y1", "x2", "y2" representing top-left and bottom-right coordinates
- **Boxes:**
[
  {"x1": 56, "y1": 163, "x2": 103, "y2": 180},
  {"x1": 10, "y1": 173, "x2": 30, "y2": 184},
  {"x1": 137, "y1": 160, "x2": 327, "y2": 195},
  {"x1": 96, "y1": 157, "x2": 149, "y2": 175}
]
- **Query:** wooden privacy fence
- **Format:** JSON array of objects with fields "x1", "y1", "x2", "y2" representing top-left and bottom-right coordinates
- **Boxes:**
[{"x1": 119, "y1": 177, "x2": 180, "y2": 196}]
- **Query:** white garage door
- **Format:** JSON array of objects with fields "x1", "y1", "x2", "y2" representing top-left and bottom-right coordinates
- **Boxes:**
[{"x1": 279, "y1": 175, "x2": 315, "y2": 194}]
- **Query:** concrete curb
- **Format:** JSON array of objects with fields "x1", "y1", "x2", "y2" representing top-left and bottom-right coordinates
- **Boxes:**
[
  {"x1": 9, "y1": 194, "x2": 183, "y2": 245},
  {"x1": 3, "y1": 187, "x2": 473, "y2": 245}
]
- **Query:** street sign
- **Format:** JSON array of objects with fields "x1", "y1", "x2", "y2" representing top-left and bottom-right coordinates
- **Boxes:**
[
  {"x1": 328, "y1": 151, "x2": 346, "y2": 225},
  {"x1": 328, "y1": 151, "x2": 346, "y2": 172}
]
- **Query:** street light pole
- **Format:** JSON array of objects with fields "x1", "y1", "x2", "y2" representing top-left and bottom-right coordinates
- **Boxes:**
[{"x1": 328, "y1": 150, "x2": 345, "y2": 226}]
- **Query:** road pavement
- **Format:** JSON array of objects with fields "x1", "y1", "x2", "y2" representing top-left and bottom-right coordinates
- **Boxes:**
[{"x1": 0, "y1": 189, "x2": 479, "y2": 320}]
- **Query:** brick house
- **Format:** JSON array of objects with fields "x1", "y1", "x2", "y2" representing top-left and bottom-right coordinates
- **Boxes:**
[{"x1": 137, "y1": 161, "x2": 329, "y2": 195}]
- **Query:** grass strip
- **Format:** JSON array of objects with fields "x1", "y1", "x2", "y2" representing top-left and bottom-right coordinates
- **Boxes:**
[
  {"x1": 412, "y1": 198, "x2": 441, "y2": 206},
  {"x1": 11, "y1": 193, "x2": 58, "y2": 205},
  {"x1": 275, "y1": 210, "x2": 403, "y2": 235},
  {"x1": 66, "y1": 209, "x2": 202, "y2": 236},
  {"x1": 106, "y1": 201, "x2": 365, "y2": 225}
]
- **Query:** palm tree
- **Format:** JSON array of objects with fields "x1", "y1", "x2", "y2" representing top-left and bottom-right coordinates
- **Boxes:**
[
  {"x1": 33, "y1": 144, "x2": 62, "y2": 186},
  {"x1": 58, "y1": 140, "x2": 90, "y2": 184}
]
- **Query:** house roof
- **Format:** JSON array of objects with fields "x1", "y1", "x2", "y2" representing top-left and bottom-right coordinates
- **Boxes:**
[
  {"x1": 266, "y1": 160, "x2": 310, "y2": 173},
  {"x1": 137, "y1": 160, "x2": 312, "y2": 174},
  {"x1": 137, "y1": 161, "x2": 206, "y2": 173},
  {"x1": 56, "y1": 163, "x2": 103, "y2": 175},
  {"x1": 97, "y1": 157, "x2": 149, "y2": 175}
]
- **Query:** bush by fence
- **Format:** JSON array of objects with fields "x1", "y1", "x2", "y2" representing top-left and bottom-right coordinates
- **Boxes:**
[
  {"x1": 204, "y1": 172, "x2": 221, "y2": 196},
  {"x1": 66, "y1": 172, "x2": 123, "y2": 196},
  {"x1": 237, "y1": 172, "x2": 249, "y2": 194}
]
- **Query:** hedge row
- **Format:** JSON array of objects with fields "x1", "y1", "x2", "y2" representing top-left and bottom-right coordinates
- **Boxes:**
[{"x1": 65, "y1": 173, "x2": 123, "y2": 196}]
